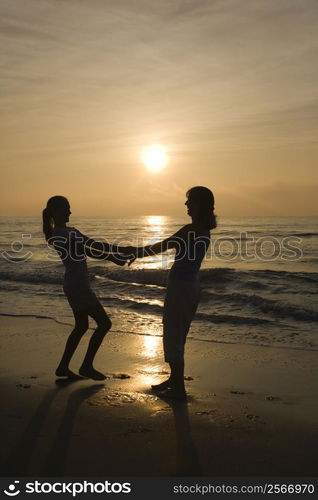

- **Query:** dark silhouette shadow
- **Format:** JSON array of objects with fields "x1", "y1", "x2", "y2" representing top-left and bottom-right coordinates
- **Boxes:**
[
  {"x1": 41, "y1": 384, "x2": 103, "y2": 476},
  {"x1": 3, "y1": 379, "x2": 100, "y2": 476},
  {"x1": 4, "y1": 387, "x2": 58, "y2": 476},
  {"x1": 55, "y1": 377, "x2": 83, "y2": 388},
  {"x1": 159, "y1": 396, "x2": 202, "y2": 476}
]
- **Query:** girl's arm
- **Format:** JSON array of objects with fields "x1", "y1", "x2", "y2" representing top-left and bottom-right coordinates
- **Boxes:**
[
  {"x1": 86, "y1": 239, "x2": 135, "y2": 255},
  {"x1": 74, "y1": 229, "x2": 135, "y2": 256},
  {"x1": 85, "y1": 246, "x2": 128, "y2": 266}
]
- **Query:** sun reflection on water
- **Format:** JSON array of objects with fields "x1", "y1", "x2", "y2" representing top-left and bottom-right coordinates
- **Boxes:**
[
  {"x1": 146, "y1": 215, "x2": 166, "y2": 233},
  {"x1": 132, "y1": 215, "x2": 171, "y2": 270}
]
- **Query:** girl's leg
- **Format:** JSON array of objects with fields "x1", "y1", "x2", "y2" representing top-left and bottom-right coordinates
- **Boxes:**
[
  {"x1": 79, "y1": 301, "x2": 111, "y2": 380},
  {"x1": 56, "y1": 309, "x2": 89, "y2": 377}
]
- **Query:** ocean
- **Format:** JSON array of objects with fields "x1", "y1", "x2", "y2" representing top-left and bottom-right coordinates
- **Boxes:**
[{"x1": 0, "y1": 215, "x2": 317, "y2": 351}]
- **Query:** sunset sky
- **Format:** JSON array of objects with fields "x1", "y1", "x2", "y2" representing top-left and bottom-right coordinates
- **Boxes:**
[{"x1": 1, "y1": 0, "x2": 317, "y2": 216}]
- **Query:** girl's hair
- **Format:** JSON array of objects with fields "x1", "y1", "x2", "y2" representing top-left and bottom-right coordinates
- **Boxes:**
[
  {"x1": 42, "y1": 195, "x2": 69, "y2": 241},
  {"x1": 186, "y1": 186, "x2": 217, "y2": 230}
]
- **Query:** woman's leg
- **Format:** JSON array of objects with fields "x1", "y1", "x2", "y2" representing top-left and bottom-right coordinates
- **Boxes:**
[
  {"x1": 153, "y1": 281, "x2": 198, "y2": 399},
  {"x1": 79, "y1": 301, "x2": 112, "y2": 380},
  {"x1": 167, "y1": 284, "x2": 200, "y2": 398},
  {"x1": 152, "y1": 360, "x2": 186, "y2": 399},
  {"x1": 151, "y1": 361, "x2": 186, "y2": 395},
  {"x1": 152, "y1": 282, "x2": 174, "y2": 391},
  {"x1": 169, "y1": 360, "x2": 186, "y2": 394},
  {"x1": 151, "y1": 334, "x2": 189, "y2": 391},
  {"x1": 56, "y1": 309, "x2": 89, "y2": 377},
  {"x1": 151, "y1": 378, "x2": 172, "y2": 390}
]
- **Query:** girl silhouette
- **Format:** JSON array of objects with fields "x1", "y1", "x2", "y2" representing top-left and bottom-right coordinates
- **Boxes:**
[
  {"x1": 133, "y1": 186, "x2": 216, "y2": 399},
  {"x1": 43, "y1": 195, "x2": 132, "y2": 380}
]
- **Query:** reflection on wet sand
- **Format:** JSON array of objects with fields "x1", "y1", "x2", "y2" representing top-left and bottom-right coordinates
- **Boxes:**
[
  {"x1": 169, "y1": 400, "x2": 202, "y2": 476},
  {"x1": 142, "y1": 334, "x2": 162, "y2": 359}
]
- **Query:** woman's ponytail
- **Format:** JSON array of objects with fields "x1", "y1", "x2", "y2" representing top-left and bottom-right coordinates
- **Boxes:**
[
  {"x1": 186, "y1": 186, "x2": 217, "y2": 231},
  {"x1": 208, "y1": 211, "x2": 217, "y2": 230}
]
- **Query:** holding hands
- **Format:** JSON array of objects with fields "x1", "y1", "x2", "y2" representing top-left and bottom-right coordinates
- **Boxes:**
[
  {"x1": 112, "y1": 246, "x2": 137, "y2": 267},
  {"x1": 85, "y1": 244, "x2": 137, "y2": 267}
]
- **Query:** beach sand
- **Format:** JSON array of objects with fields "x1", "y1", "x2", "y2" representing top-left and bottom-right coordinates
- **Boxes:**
[{"x1": 1, "y1": 315, "x2": 317, "y2": 477}]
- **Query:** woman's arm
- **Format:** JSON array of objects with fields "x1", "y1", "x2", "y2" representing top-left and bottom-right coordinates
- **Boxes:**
[{"x1": 134, "y1": 225, "x2": 191, "y2": 258}]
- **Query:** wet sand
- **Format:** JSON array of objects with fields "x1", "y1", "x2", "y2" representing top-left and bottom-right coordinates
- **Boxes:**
[{"x1": 1, "y1": 316, "x2": 317, "y2": 477}]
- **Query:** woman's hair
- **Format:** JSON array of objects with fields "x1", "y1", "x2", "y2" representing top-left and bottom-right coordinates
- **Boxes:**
[
  {"x1": 42, "y1": 195, "x2": 69, "y2": 241},
  {"x1": 186, "y1": 186, "x2": 217, "y2": 230}
]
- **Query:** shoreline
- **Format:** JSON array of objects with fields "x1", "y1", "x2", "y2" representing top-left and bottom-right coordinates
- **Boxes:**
[
  {"x1": 1, "y1": 316, "x2": 317, "y2": 477},
  {"x1": 1, "y1": 312, "x2": 317, "y2": 353}
]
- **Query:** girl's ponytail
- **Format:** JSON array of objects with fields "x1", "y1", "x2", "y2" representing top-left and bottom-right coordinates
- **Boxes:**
[
  {"x1": 42, "y1": 207, "x2": 54, "y2": 241},
  {"x1": 42, "y1": 195, "x2": 69, "y2": 241}
]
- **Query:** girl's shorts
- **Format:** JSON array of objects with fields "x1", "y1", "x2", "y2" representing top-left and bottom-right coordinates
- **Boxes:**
[
  {"x1": 163, "y1": 279, "x2": 200, "y2": 363},
  {"x1": 63, "y1": 284, "x2": 100, "y2": 311}
]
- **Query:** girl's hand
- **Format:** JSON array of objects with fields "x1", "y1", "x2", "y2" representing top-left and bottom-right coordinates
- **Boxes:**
[
  {"x1": 109, "y1": 254, "x2": 131, "y2": 266},
  {"x1": 128, "y1": 255, "x2": 136, "y2": 267}
]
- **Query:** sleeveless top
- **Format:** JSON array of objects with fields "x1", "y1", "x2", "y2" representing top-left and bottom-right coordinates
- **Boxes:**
[
  {"x1": 169, "y1": 228, "x2": 210, "y2": 281},
  {"x1": 51, "y1": 226, "x2": 90, "y2": 287}
]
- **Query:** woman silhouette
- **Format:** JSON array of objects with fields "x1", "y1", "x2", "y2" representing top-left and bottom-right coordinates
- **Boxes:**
[
  {"x1": 133, "y1": 187, "x2": 216, "y2": 399},
  {"x1": 43, "y1": 195, "x2": 132, "y2": 380}
]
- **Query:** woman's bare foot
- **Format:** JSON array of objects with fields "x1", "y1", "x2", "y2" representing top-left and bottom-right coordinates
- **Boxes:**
[
  {"x1": 151, "y1": 379, "x2": 172, "y2": 391},
  {"x1": 79, "y1": 366, "x2": 106, "y2": 380},
  {"x1": 55, "y1": 367, "x2": 81, "y2": 379},
  {"x1": 159, "y1": 387, "x2": 187, "y2": 401}
]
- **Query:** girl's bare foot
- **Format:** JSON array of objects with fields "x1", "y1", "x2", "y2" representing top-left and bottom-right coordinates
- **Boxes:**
[
  {"x1": 151, "y1": 378, "x2": 172, "y2": 391},
  {"x1": 55, "y1": 367, "x2": 81, "y2": 379},
  {"x1": 79, "y1": 366, "x2": 106, "y2": 380}
]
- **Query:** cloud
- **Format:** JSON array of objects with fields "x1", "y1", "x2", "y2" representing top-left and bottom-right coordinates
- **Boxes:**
[{"x1": 0, "y1": 0, "x2": 317, "y2": 214}]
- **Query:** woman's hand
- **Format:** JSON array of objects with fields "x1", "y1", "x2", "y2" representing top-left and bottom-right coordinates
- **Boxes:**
[
  {"x1": 119, "y1": 246, "x2": 138, "y2": 266},
  {"x1": 109, "y1": 254, "x2": 132, "y2": 267}
]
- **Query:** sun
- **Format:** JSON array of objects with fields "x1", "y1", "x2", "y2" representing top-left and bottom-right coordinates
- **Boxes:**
[{"x1": 141, "y1": 145, "x2": 168, "y2": 173}]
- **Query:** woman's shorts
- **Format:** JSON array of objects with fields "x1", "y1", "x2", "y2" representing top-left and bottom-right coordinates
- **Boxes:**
[
  {"x1": 163, "y1": 279, "x2": 200, "y2": 363},
  {"x1": 63, "y1": 284, "x2": 100, "y2": 311}
]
